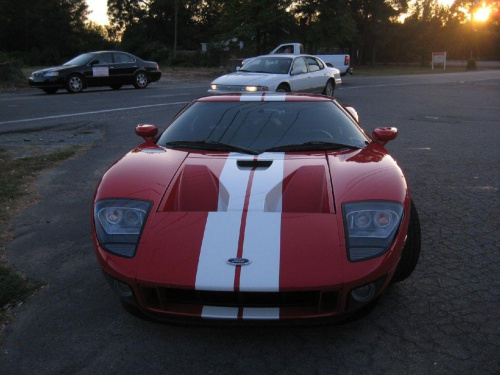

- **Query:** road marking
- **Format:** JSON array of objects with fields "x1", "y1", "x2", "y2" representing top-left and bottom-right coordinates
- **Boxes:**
[{"x1": 0, "y1": 101, "x2": 190, "y2": 125}]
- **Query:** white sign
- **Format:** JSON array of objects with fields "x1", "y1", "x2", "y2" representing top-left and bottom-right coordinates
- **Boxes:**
[
  {"x1": 432, "y1": 52, "x2": 447, "y2": 70},
  {"x1": 92, "y1": 66, "x2": 109, "y2": 77}
]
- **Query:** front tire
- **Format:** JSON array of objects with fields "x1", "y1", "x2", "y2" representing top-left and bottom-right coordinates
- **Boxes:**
[
  {"x1": 66, "y1": 74, "x2": 84, "y2": 93},
  {"x1": 391, "y1": 200, "x2": 421, "y2": 283},
  {"x1": 323, "y1": 80, "x2": 335, "y2": 97},
  {"x1": 133, "y1": 71, "x2": 149, "y2": 89},
  {"x1": 276, "y1": 84, "x2": 290, "y2": 93}
]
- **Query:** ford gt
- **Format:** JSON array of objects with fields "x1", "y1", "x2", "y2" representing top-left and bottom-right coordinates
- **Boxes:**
[{"x1": 92, "y1": 93, "x2": 421, "y2": 324}]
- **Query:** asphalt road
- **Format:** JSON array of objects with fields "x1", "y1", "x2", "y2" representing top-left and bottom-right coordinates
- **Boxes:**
[{"x1": 0, "y1": 71, "x2": 499, "y2": 375}]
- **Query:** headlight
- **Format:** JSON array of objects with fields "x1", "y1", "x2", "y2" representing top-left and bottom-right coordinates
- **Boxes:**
[
  {"x1": 93, "y1": 199, "x2": 152, "y2": 258},
  {"x1": 244, "y1": 86, "x2": 268, "y2": 92},
  {"x1": 342, "y1": 201, "x2": 404, "y2": 262},
  {"x1": 43, "y1": 71, "x2": 59, "y2": 77},
  {"x1": 210, "y1": 84, "x2": 218, "y2": 90}
]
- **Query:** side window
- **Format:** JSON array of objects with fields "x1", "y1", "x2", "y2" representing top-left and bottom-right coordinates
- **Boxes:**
[
  {"x1": 95, "y1": 53, "x2": 113, "y2": 65},
  {"x1": 276, "y1": 45, "x2": 293, "y2": 54},
  {"x1": 305, "y1": 57, "x2": 321, "y2": 72},
  {"x1": 292, "y1": 57, "x2": 307, "y2": 74},
  {"x1": 114, "y1": 53, "x2": 135, "y2": 63}
]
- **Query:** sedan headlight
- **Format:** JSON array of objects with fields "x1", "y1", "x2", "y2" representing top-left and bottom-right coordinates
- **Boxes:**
[
  {"x1": 244, "y1": 85, "x2": 268, "y2": 92},
  {"x1": 342, "y1": 201, "x2": 404, "y2": 262},
  {"x1": 94, "y1": 199, "x2": 152, "y2": 258},
  {"x1": 210, "y1": 84, "x2": 218, "y2": 90},
  {"x1": 43, "y1": 71, "x2": 59, "y2": 77}
]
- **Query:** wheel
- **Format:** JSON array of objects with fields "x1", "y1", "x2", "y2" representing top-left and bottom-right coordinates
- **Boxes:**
[
  {"x1": 110, "y1": 84, "x2": 122, "y2": 90},
  {"x1": 323, "y1": 80, "x2": 335, "y2": 97},
  {"x1": 42, "y1": 88, "x2": 58, "y2": 94},
  {"x1": 133, "y1": 71, "x2": 149, "y2": 89},
  {"x1": 276, "y1": 84, "x2": 290, "y2": 93},
  {"x1": 66, "y1": 74, "x2": 84, "y2": 93},
  {"x1": 391, "y1": 200, "x2": 421, "y2": 283}
]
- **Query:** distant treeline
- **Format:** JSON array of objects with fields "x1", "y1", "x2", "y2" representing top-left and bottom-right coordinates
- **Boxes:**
[{"x1": 1, "y1": 0, "x2": 499, "y2": 66}]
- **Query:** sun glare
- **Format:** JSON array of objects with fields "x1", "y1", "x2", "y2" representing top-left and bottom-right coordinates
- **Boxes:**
[{"x1": 473, "y1": 5, "x2": 491, "y2": 22}]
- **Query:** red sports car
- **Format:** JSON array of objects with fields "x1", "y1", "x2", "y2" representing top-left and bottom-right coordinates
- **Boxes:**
[{"x1": 92, "y1": 93, "x2": 420, "y2": 323}]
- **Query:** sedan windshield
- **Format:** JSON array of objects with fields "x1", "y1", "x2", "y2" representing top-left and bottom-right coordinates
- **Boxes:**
[
  {"x1": 63, "y1": 53, "x2": 97, "y2": 66},
  {"x1": 240, "y1": 57, "x2": 292, "y2": 74},
  {"x1": 158, "y1": 100, "x2": 368, "y2": 154}
]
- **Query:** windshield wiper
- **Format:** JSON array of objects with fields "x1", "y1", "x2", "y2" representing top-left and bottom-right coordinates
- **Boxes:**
[
  {"x1": 265, "y1": 141, "x2": 362, "y2": 152},
  {"x1": 165, "y1": 140, "x2": 259, "y2": 155}
]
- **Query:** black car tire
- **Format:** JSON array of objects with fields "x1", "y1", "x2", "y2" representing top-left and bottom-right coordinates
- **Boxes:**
[
  {"x1": 66, "y1": 74, "x2": 84, "y2": 93},
  {"x1": 276, "y1": 84, "x2": 290, "y2": 92},
  {"x1": 42, "y1": 88, "x2": 58, "y2": 94},
  {"x1": 133, "y1": 71, "x2": 149, "y2": 89},
  {"x1": 323, "y1": 80, "x2": 335, "y2": 97},
  {"x1": 110, "y1": 84, "x2": 122, "y2": 90},
  {"x1": 391, "y1": 200, "x2": 421, "y2": 283}
]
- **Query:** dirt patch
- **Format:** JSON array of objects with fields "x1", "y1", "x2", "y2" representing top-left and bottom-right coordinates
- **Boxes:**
[{"x1": 0, "y1": 122, "x2": 104, "y2": 158}]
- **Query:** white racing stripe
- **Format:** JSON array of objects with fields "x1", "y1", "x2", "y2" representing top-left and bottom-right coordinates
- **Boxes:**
[
  {"x1": 195, "y1": 211, "x2": 242, "y2": 291},
  {"x1": 243, "y1": 308, "x2": 280, "y2": 320},
  {"x1": 196, "y1": 152, "x2": 285, "y2": 308},
  {"x1": 202, "y1": 306, "x2": 238, "y2": 319}
]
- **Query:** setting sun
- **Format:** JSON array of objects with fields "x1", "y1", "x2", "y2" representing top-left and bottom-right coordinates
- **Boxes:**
[{"x1": 473, "y1": 5, "x2": 491, "y2": 22}]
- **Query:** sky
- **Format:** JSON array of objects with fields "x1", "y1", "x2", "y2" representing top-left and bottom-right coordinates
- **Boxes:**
[{"x1": 86, "y1": 0, "x2": 109, "y2": 25}]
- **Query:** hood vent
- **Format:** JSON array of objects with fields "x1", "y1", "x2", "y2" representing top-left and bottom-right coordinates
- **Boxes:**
[{"x1": 237, "y1": 160, "x2": 273, "y2": 169}]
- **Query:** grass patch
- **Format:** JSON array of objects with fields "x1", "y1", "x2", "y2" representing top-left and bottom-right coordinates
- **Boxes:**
[{"x1": 0, "y1": 146, "x2": 81, "y2": 330}]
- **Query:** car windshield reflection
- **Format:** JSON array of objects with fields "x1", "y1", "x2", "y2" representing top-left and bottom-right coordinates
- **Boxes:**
[
  {"x1": 240, "y1": 57, "x2": 292, "y2": 74},
  {"x1": 63, "y1": 53, "x2": 96, "y2": 66},
  {"x1": 158, "y1": 100, "x2": 367, "y2": 153}
]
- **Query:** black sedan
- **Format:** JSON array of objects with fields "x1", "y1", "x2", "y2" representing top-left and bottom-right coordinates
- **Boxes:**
[{"x1": 28, "y1": 51, "x2": 162, "y2": 94}]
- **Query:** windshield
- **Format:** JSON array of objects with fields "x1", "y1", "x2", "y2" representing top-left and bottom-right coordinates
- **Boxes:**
[
  {"x1": 240, "y1": 57, "x2": 292, "y2": 74},
  {"x1": 157, "y1": 100, "x2": 368, "y2": 154},
  {"x1": 63, "y1": 53, "x2": 97, "y2": 66}
]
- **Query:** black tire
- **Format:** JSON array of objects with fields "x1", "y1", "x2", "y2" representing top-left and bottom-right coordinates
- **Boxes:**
[
  {"x1": 66, "y1": 74, "x2": 84, "y2": 93},
  {"x1": 42, "y1": 88, "x2": 58, "y2": 94},
  {"x1": 133, "y1": 71, "x2": 149, "y2": 89},
  {"x1": 276, "y1": 84, "x2": 290, "y2": 93},
  {"x1": 391, "y1": 200, "x2": 421, "y2": 283},
  {"x1": 322, "y1": 79, "x2": 335, "y2": 97},
  {"x1": 110, "y1": 84, "x2": 122, "y2": 90}
]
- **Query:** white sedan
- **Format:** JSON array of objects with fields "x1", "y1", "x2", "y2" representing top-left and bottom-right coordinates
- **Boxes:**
[{"x1": 208, "y1": 54, "x2": 341, "y2": 97}]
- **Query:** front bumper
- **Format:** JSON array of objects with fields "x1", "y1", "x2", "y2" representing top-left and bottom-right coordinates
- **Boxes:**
[{"x1": 28, "y1": 76, "x2": 65, "y2": 89}]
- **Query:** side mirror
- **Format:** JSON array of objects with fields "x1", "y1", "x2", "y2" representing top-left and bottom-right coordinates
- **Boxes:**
[
  {"x1": 372, "y1": 127, "x2": 398, "y2": 146},
  {"x1": 326, "y1": 63, "x2": 334, "y2": 68},
  {"x1": 136, "y1": 124, "x2": 158, "y2": 142},
  {"x1": 236, "y1": 66, "x2": 241, "y2": 71},
  {"x1": 344, "y1": 106, "x2": 360, "y2": 124},
  {"x1": 90, "y1": 60, "x2": 99, "y2": 66}
]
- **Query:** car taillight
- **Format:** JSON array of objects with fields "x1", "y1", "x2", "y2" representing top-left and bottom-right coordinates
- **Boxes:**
[{"x1": 344, "y1": 56, "x2": 350, "y2": 66}]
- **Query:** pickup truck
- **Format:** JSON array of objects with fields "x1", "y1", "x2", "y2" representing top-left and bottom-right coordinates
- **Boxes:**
[{"x1": 243, "y1": 43, "x2": 353, "y2": 76}]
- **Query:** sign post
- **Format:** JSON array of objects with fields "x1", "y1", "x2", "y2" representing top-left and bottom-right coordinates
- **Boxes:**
[{"x1": 432, "y1": 52, "x2": 447, "y2": 70}]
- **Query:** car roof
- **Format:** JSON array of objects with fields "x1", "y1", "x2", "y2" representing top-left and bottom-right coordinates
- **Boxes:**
[{"x1": 198, "y1": 93, "x2": 334, "y2": 103}]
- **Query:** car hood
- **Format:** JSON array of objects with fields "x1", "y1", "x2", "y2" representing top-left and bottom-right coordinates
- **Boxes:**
[
  {"x1": 32, "y1": 66, "x2": 72, "y2": 74},
  {"x1": 212, "y1": 72, "x2": 287, "y2": 86},
  {"x1": 95, "y1": 143, "x2": 407, "y2": 290}
]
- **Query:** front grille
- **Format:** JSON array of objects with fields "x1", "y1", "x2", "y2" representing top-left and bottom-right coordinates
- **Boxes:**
[{"x1": 139, "y1": 286, "x2": 339, "y2": 314}]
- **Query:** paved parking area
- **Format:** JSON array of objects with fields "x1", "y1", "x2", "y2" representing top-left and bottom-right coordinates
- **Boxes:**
[{"x1": 0, "y1": 71, "x2": 499, "y2": 374}]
